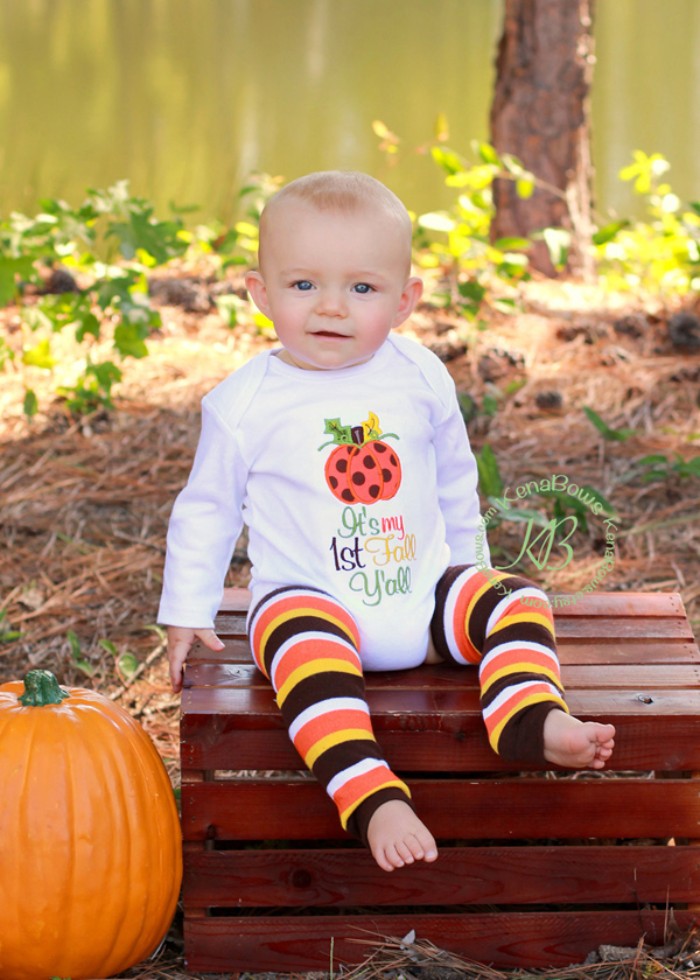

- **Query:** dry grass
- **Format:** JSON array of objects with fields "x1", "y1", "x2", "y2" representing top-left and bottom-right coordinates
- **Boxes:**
[{"x1": 1, "y1": 274, "x2": 699, "y2": 979}]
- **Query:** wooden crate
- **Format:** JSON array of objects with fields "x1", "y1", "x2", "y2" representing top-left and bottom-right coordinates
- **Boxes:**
[{"x1": 181, "y1": 590, "x2": 700, "y2": 973}]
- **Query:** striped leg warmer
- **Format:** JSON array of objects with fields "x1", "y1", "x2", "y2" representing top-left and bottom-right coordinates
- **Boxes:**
[
  {"x1": 431, "y1": 565, "x2": 568, "y2": 762},
  {"x1": 248, "y1": 586, "x2": 413, "y2": 842}
]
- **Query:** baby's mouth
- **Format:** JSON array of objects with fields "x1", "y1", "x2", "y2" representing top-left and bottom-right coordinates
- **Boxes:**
[{"x1": 311, "y1": 329, "x2": 349, "y2": 339}]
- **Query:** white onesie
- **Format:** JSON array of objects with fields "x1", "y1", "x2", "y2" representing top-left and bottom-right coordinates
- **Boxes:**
[{"x1": 158, "y1": 334, "x2": 487, "y2": 670}]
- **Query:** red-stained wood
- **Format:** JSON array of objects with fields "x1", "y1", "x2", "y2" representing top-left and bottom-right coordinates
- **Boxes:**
[
  {"x1": 216, "y1": 587, "x2": 686, "y2": 619},
  {"x1": 182, "y1": 775, "x2": 700, "y2": 842},
  {"x1": 184, "y1": 660, "x2": 700, "y2": 690},
  {"x1": 181, "y1": 713, "x2": 700, "y2": 773},
  {"x1": 184, "y1": 910, "x2": 698, "y2": 972},
  {"x1": 182, "y1": 682, "x2": 700, "y2": 719},
  {"x1": 181, "y1": 590, "x2": 700, "y2": 972},
  {"x1": 183, "y1": 844, "x2": 700, "y2": 908}
]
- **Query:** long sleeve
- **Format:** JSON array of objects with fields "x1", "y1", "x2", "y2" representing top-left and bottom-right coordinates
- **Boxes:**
[
  {"x1": 158, "y1": 400, "x2": 249, "y2": 628},
  {"x1": 433, "y1": 383, "x2": 490, "y2": 568}
]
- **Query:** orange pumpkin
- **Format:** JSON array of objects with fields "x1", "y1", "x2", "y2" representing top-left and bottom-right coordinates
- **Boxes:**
[{"x1": 0, "y1": 669, "x2": 182, "y2": 980}]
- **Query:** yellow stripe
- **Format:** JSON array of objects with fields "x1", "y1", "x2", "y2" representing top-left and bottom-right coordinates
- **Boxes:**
[
  {"x1": 488, "y1": 611, "x2": 554, "y2": 637},
  {"x1": 305, "y1": 729, "x2": 375, "y2": 768},
  {"x1": 480, "y1": 661, "x2": 563, "y2": 696},
  {"x1": 276, "y1": 658, "x2": 362, "y2": 708},
  {"x1": 338, "y1": 778, "x2": 412, "y2": 830},
  {"x1": 259, "y1": 606, "x2": 357, "y2": 658},
  {"x1": 488, "y1": 692, "x2": 569, "y2": 753}
]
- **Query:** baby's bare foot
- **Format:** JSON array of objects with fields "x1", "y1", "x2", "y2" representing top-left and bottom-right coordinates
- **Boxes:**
[
  {"x1": 366, "y1": 800, "x2": 438, "y2": 872},
  {"x1": 543, "y1": 709, "x2": 616, "y2": 769}
]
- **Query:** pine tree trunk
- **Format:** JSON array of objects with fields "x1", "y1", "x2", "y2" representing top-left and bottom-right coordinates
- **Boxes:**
[{"x1": 490, "y1": 0, "x2": 596, "y2": 278}]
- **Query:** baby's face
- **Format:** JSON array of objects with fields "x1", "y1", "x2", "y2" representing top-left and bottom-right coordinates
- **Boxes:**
[{"x1": 248, "y1": 201, "x2": 420, "y2": 371}]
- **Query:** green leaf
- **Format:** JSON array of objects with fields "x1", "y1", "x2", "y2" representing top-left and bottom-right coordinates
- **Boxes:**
[
  {"x1": 23, "y1": 389, "x2": 39, "y2": 417},
  {"x1": 637, "y1": 454, "x2": 670, "y2": 467},
  {"x1": 117, "y1": 652, "x2": 139, "y2": 678},
  {"x1": 476, "y1": 444, "x2": 504, "y2": 498},
  {"x1": 108, "y1": 209, "x2": 187, "y2": 266},
  {"x1": 675, "y1": 456, "x2": 700, "y2": 478},
  {"x1": 458, "y1": 280, "x2": 486, "y2": 303},
  {"x1": 22, "y1": 338, "x2": 56, "y2": 369},
  {"x1": 583, "y1": 406, "x2": 635, "y2": 442},
  {"x1": 493, "y1": 237, "x2": 531, "y2": 251},
  {"x1": 321, "y1": 417, "x2": 354, "y2": 446},
  {"x1": 482, "y1": 394, "x2": 500, "y2": 417},
  {"x1": 0, "y1": 255, "x2": 34, "y2": 306},
  {"x1": 75, "y1": 311, "x2": 101, "y2": 342},
  {"x1": 113, "y1": 322, "x2": 149, "y2": 359},
  {"x1": 430, "y1": 146, "x2": 465, "y2": 177},
  {"x1": 458, "y1": 392, "x2": 477, "y2": 424},
  {"x1": 477, "y1": 142, "x2": 501, "y2": 167},
  {"x1": 67, "y1": 629, "x2": 95, "y2": 677},
  {"x1": 593, "y1": 220, "x2": 629, "y2": 246},
  {"x1": 515, "y1": 176, "x2": 535, "y2": 199}
]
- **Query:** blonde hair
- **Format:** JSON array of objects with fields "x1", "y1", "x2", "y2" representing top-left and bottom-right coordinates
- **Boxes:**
[{"x1": 258, "y1": 170, "x2": 413, "y2": 271}]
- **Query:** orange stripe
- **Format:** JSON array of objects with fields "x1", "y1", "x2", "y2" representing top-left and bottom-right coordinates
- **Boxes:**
[
  {"x1": 276, "y1": 658, "x2": 362, "y2": 708},
  {"x1": 294, "y1": 708, "x2": 374, "y2": 759},
  {"x1": 252, "y1": 593, "x2": 360, "y2": 661},
  {"x1": 484, "y1": 686, "x2": 568, "y2": 746},
  {"x1": 480, "y1": 648, "x2": 562, "y2": 689},
  {"x1": 333, "y1": 767, "x2": 411, "y2": 829},
  {"x1": 271, "y1": 635, "x2": 360, "y2": 690},
  {"x1": 451, "y1": 571, "x2": 492, "y2": 663}
]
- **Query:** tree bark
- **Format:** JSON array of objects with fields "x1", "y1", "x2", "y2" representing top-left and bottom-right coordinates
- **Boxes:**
[{"x1": 489, "y1": 0, "x2": 596, "y2": 277}]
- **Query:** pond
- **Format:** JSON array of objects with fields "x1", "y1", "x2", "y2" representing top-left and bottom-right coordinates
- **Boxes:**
[{"x1": 0, "y1": 0, "x2": 698, "y2": 224}]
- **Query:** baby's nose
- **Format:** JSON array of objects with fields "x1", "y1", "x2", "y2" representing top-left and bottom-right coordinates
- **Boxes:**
[{"x1": 316, "y1": 289, "x2": 347, "y2": 316}]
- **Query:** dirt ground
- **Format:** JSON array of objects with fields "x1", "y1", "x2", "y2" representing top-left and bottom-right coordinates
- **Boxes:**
[{"x1": 1, "y1": 271, "x2": 699, "y2": 979}]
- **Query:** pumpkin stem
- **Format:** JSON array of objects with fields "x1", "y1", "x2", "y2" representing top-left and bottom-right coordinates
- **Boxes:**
[{"x1": 19, "y1": 670, "x2": 70, "y2": 707}]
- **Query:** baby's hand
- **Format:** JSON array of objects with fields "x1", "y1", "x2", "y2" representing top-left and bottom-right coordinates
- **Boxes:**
[{"x1": 167, "y1": 625, "x2": 225, "y2": 693}]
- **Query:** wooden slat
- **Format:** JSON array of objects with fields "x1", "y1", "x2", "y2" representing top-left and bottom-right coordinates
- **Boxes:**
[
  {"x1": 554, "y1": 616, "x2": 694, "y2": 640},
  {"x1": 183, "y1": 844, "x2": 700, "y2": 908},
  {"x1": 181, "y1": 712, "x2": 700, "y2": 773},
  {"x1": 181, "y1": 776, "x2": 700, "y2": 842},
  {"x1": 184, "y1": 910, "x2": 698, "y2": 972},
  {"x1": 216, "y1": 588, "x2": 686, "y2": 619},
  {"x1": 547, "y1": 592, "x2": 687, "y2": 617},
  {"x1": 183, "y1": 681, "x2": 700, "y2": 717},
  {"x1": 209, "y1": 613, "x2": 694, "y2": 652},
  {"x1": 184, "y1": 659, "x2": 700, "y2": 690}
]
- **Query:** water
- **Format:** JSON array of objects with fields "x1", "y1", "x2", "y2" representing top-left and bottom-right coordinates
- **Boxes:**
[{"x1": 0, "y1": 0, "x2": 698, "y2": 225}]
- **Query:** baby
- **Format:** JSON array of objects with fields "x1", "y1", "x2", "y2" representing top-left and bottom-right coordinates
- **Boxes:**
[{"x1": 159, "y1": 170, "x2": 615, "y2": 873}]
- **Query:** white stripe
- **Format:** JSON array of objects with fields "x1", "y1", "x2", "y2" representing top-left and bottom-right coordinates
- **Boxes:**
[
  {"x1": 485, "y1": 586, "x2": 550, "y2": 636},
  {"x1": 288, "y1": 697, "x2": 369, "y2": 741},
  {"x1": 326, "y1": 757, "x2": 385, "y2": 798},
  {"x1": 479, "y1": 640, "x2": 559, "y2": 676},
  {"x1": 269, "y1": 630, "x2": 360, "y2": 690},
  {"x1": 482, "y1": 679, "x2": 564, "y2": 717},
  {"x1": 442, "y1": 566, "x2": 482, "y2": 663}
]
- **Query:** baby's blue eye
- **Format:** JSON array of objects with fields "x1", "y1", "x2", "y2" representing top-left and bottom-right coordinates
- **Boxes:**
[
  {"x1": 353, "y1": 283, "x2": 374, "y2": 294},
  {"x1": 293, "y1": 280, "x2": 313, "y2": 291}
]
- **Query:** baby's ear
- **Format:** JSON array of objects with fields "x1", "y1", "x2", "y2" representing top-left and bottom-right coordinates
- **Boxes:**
[
  {"x1": 393, "y1": 276, "x2": 423, "y2": 327},
  {"x1": 244, "y1": 270, "x2": 270, "y2": 316}
]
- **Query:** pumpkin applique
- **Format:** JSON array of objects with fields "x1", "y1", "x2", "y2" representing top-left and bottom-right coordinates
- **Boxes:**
[{"x1": 320, "y1": 411, "x2": 402, "y2": 504}]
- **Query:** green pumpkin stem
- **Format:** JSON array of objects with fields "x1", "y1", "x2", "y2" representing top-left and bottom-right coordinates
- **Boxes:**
[{"x1": 19, "y1": 670, "x2": 70, "y2": 707}]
